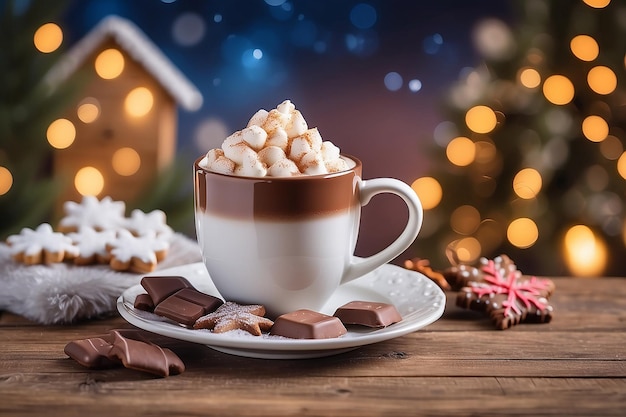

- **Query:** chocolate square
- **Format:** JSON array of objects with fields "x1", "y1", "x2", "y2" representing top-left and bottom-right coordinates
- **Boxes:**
[
  {"x1": 333, "y1": 301, "x2": 402, "y2": 328},
  {"x1": 270, "y1": 309, "x2": 347, "y2": 339}
]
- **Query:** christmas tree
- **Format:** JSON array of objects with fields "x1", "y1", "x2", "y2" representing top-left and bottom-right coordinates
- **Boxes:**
[{"x1": 411, "y1": 0, "x2": 626, "y2": 276}]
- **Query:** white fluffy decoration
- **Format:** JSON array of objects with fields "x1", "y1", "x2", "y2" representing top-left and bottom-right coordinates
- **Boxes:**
[{"x1": 0, "y1": 233, "x2": 202, "y2": 324}]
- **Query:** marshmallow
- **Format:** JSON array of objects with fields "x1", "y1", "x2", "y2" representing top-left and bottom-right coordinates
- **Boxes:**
[
  {"x1": 204, "y1": 100, "x2": 347, "y2": 177},
  {"x1": 258, "y1": 146, "x2": 286, "y2": 166},
  {"x1": 247, "y1": 109, "x2": 268, "y2": 127},
  {"x1": 268, "y1": 158, "x2": 300, "y2": 177},
  {"x1": 242, "y1": 125, "x2": 267, "y2": 151}
]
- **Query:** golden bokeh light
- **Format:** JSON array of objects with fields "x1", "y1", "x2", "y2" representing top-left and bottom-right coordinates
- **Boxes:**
[
  {"x1": 465, "y1": 105, "x2": 497, "y2": 134},
  {"x1": 33, "y1": 22, "x2": 63, "y2": 53},
  {"x1": 474, "y1": 141, "x2": 497, "y2": 164},
  {"x1": 582, "y1": 115, "x2": 609, "y2": 142},
  {"x1": 507, "y1": 218, "x2": 539, "y2": 248},
  {"x1": 513, "y1": 168, "x2": 542, "y2": 199},
  {"x1": 600, "y1": 135, "x2": 623, "y2": 160},
  {"x1": 519, "y1": 68, "x2": 541, "y2": 89},
  {"x1": 582, "y1": 0, "x2": 610, "y2": 8},
  {"x1": 446, "y1": 136, "x2": 476, "y2": 166},
  {"x1": 411, "y1": 177, "x2": 442, "y2": 210},
  {"x1": 74, "y1": 167, "x2": 104, "y2": 196},
  {"x1": 542, "y1": 75, "x2": 575, "y2": 105},
  {"x1": 570, "y1": 35, "x2": 599, "y2": 62},
  {"x1": 0, "y1": 166, "x2": 13, "y2": 196},
  {"x1": 77, "y1": 98, "x2": 101, "y2": 123},
  {"x1": 95, "y1": 48, "x2": 125, "y2": 79},
  {"x1": 112, "y1": 147, "x2": 141, "y2": 176},
  {"x1": 125, "y1": 87, "x2": 154, "y2": 117},
  {"x1": 450, "y1": 205, "x2": 481, "y2": 235},
  {"x1": 617, "y1": 152, "x2": 626, "y2": 179},
  {"x1": 564, "y1": 225, "x2": 607, "y2": 276},
  {"x1": 46, "y1": 118, "x2": 76, "y2": 149},
  {"x1": 449, "y1": 237, "x2": 482, "y2": 264},
  {"x1": 587, "y1": 66, "x2": 617, "y2": 95}
]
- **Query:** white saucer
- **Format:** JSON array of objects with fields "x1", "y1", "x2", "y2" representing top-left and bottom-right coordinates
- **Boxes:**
[{"x1": 117, "y1": 262, "x2": 446, "y2": 359}]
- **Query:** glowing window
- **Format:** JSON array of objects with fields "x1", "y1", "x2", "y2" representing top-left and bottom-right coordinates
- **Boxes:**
[
  {"x1": 0, "y1": 166, "x2": 13, "y2": 195},
  {"x1": 582, "y1": 116, "x2": 609, "y2": 142},
  {"x1": 46, "y1": 118, "x2": 76, "y2": 149},
  {"x1": 465, "y1": 105, "x2": 497, "y2": 134},
  {"x1": 77, "y1": 98, "x2": 101, "y2": 123},
  {"x1": 587, "y1": 66, "x2": 617, "y2": 95},
  {"x1": 446, "y1": 137, "x2": 476, "y2": 166},
  {"x1": 570, "y1": 35, "x2": 599, "y2": 61},
  {"x1": 74, "y1": 167, "x2": 104, "y2": 196},
  {"x1": 410, "y1": 177, "x2": 442, "y2": 210},
  {"x1": 542, "y1": 75, "x2": 574, "y2": 105},
  {"x1": 125, "y1": 87, "x2": 154, "y2": 117},
  {"x1": 513, "y1": 168, "x2": 542, "y2": 199},
  {"x1": 507, "y1": 218, "x2": 538, "y2": 248},
  {"x1": 95, "y1": 49, "x2": 125, "y2": 79},
  {"x1": 112, "y1": 147, "x2": 141, "y2": 176},
  {"x1": 34, "y1": 23, "x2": 63, "y2": 53}
]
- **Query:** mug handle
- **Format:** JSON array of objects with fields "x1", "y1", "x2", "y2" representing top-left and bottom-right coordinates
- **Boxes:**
[{"x1": 341, "y1": 178, "x2": 423, "y2": 284}]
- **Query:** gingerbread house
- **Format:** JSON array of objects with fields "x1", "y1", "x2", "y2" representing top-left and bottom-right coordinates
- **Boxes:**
[{"x1": 44, "y1": 15, "x2": 202, "y2": 206}]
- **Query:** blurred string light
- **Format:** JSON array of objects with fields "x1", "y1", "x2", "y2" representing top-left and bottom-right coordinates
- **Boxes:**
[
  {"x1": 172, "y1": 12, "x2": 205, "y2": 47},
  {"x1": 423, "y1": 33, "x2": 443, "y2": 55},
  {"x1": 0, "y1": 167, "x2": 13, "y2": 196},
  {"x1": 349, "y1": 3, "x2": 377, "y2": 29},
  {"x1": 384, "y1": 72, "x2": 403, "y2": 91},
  {"x1": 33, "y1": 22, "x2": 63, "y2": 53},
  {"x1": 410, "y1": 177, "x2": 442, "y2": 210},
  {"x1": 413, "y1": 0, "x2": 623, "y2": 276}
]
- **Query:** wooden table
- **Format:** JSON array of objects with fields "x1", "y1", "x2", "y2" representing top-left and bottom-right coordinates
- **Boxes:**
[{"x1": 1, "y1": 277, "x2": 624, "y2": 416}]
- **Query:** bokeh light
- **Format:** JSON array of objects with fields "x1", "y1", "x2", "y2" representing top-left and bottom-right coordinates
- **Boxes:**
[
  {"x1": 564, "y1": 225, "x2": 607, "y2": 276},
  {"x1": 172, "y1": 12, "x2": 205, "y2": 46},
  {"x1": 448, "y1": 237, "x2": 482, "y2": 264},
  {"x1": 125, "y1": 87, "x2": 154, "y2": 117},
  {"x1": 74, "y1": 166, "x2": 104, "y2": 196},
  {"x1": 542, "y1": 75, "x2": 575, "y2": 105},
  {"x1": 465, "y1": 105, "x2": 497, "y2": 134},
  {"x1": 513, "y1": 168, "x2": 542, "y2": 199},
  {"x1": 446, "y1": 136, "x2": 476, "y2": 166},
  {"x1": 450, "y1": 205, "x2": 481, "y2": 235},
  {"x1": 617, "y1": 152, "x2": 626, "y2": 179},
  {"x1": 507, "y1": 218, "x2": 539, "y2": 248},
  {"x1": 582, "y1": 115, "x2": 609, "y2": 142},
  {"x1": 600, "y1": 135, "x2": 623, "y2": 160},
  {"x1": 582, "y1": 0, "x2": 611, "y2": 8},
  {"x1": 112, "y1": 147, "x2": 141, "y2": 176},
  {"x1": 0, "y1": 166, "x2": 13, "y2": 196},
  {"x1": 411, "y1": 177, "x2": 442, "y2": 210},
  {"x1": 77, "y1": 98, "x2": 100, "y2": 123},
  {"x1": 587, "y1": 66, "x2": 617, "y2": 95},
  {"x1": 408, "y1": 79, "x2": 422, "y2": 92},
  {"x1": 33, "y1": 22, "x2": 63, "y2": 53},
  {"x1": 349, "y1": 3, "x2": 377, "y2": 29},
  {"x1": 518, "y1": 67, "x2": 541, "y2": 88},
  {"x1": 95, "y1": 48, "x2": 125, "y2": 79},
  {"x1": 384, "y1": 72, "x2": 403, "y2": 91},
  {"x1": 46, "y1": 118, "x2": 76, "y2": 149},
  {"x1": 570, "y1": 35, "x2": 599, "y2": 61}
]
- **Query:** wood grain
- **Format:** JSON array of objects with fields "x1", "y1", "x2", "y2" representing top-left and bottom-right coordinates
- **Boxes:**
[{"x1": 1, "y1": 277, "x2": 625, "y2": 416}]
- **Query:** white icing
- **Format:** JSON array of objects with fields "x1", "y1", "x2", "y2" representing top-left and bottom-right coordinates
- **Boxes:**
[
  {"x1": 7, "y1": 223, "x2": 78, "y2": 258},
  {"x1": 67, "y1": 227, "x2": 116, "y2": 259},
  {"x1": 124, "y1": 209, "x2": 173, "y2": 237},
  {"x1": 108, "y1": 229, "x2": 169, "y2": 264},
  {"x1": 59, "y1": 195, "x2": 126, "y2": 231}
]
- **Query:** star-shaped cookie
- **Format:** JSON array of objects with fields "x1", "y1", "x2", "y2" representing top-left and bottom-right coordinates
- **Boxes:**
[{"x1": 193, "y1": 302, "x2": 274, "y2": 336}]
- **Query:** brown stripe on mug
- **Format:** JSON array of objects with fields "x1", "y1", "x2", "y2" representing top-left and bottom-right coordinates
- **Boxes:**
[{"x1": 194, "y1": 155, "x2": 362, "y2": 220}]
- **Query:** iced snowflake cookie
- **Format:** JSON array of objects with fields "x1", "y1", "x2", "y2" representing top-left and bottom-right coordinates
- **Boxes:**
[
  {"x1": 106, "y1": 230, "x2": 169, "y2": 273},
  {"x1": 124, "y1": 209, "x2": 173, "y2": 237},
  {"x1": 67, "y1": 227, "x2": 116, "y2": 265},
  {"x1": 58, "y1": 196, "x2": 126, "y2": 233},
  {"x1": 6, "y1": 223, "x2": 79, "y2": 265}
]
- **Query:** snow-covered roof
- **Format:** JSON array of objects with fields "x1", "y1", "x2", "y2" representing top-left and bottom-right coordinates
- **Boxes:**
[{"x1": 44, "y1": 15, "x2": 203, "y2": 111}]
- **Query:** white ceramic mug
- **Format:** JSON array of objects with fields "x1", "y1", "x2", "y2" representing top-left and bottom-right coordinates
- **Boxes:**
[{"x1": 194, "y1": 155, "x2": 423, "y2": 317}]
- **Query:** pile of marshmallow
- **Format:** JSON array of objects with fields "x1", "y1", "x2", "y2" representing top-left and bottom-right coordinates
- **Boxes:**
[{"x1": 201, "y1": 100, "x2": 349, "y2": 177}]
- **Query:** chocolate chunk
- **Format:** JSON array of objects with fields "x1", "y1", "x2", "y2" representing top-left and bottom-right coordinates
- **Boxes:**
[
  {"x1": 64, "y1": 337, "x2": 120, "y2": 369},
  {"x1": 108, "y1": 330, "x2": 185, "y2": 377},
  {"x1": 140, "y1": 275, "x2": 194, "y2": 305},
  {"x1": 333, "y1": 301, "x2": 402, "y2": 328},
  {"x1": 134, "y1": 293, "x2": 155, "y2": 312},
  {"x1": 172, "y1": 288, "x2": 223, "y2": 314},
  {"x1": 270, "y1": 309, "x2": 347, "y2": 339},
  {"x1": 154, "y1": 296, "x2": 206, "y2": 327}
]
